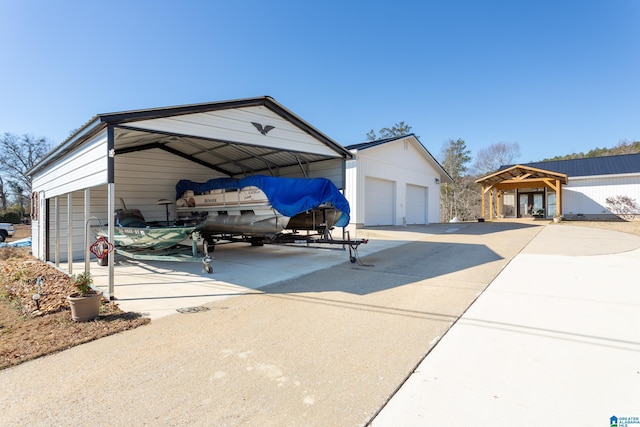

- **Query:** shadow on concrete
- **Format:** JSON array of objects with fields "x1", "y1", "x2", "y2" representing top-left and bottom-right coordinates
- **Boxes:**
[
  {"x1": 361, "y1": 220, "x2": 542, "y2": 237},
  {"x1": 261, "y1": 240, "x2": 503, "y2": 295}
]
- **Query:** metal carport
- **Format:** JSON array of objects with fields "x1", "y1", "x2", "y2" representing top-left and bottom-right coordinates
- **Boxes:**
[{"x1": 28, "y1": 96, "x2": 353, "y2": 299}]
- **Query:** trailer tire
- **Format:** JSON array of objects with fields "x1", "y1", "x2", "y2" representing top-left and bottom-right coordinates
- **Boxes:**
[{"x1": 203, "y1": 237, "x2": 215, "y2": 255}]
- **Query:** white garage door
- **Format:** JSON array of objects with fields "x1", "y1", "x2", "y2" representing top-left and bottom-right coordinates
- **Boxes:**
[
  {"x1": 365, "y1": 177, "x2": 395, "y2": 226},
  {"x1": 406, "y1": 184, "x2": 427, "y2": 224}
]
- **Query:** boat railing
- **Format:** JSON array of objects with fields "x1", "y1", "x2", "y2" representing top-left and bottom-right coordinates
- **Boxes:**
[{"x1": 176, "y1": 186, "x2": 270, "y2": 210}]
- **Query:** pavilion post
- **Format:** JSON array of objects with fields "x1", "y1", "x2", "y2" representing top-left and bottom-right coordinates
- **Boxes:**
[{"x1": 556, "y1": 179, "x2": 562, "y2": 216}]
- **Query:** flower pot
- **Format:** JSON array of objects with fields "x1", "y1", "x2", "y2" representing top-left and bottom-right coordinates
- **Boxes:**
[
  {"x1": 553, "y1": 217, "x2": 562, "y2": 223},
  {"x1": 67, "y1": 291, "x2": 103, "y2": 322}
]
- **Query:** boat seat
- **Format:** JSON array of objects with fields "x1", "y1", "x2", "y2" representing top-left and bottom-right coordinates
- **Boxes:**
[{"x1": 115, "y1": 209, "x2": 147, "y2": 228}]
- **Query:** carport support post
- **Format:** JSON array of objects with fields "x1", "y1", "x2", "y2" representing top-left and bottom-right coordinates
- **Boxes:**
[
  {"x1": 67, "y1": 194, "x2": 73, "y2": 275},
  {"x1": 108, "y1": 183, "x2": 115, "y2": 299},
  {"x1": 84, "y1": 188, "x2": 91, "y2": 273},
  {"x1": 54, "y1": 196, "x2": 60, "y2": 267}
]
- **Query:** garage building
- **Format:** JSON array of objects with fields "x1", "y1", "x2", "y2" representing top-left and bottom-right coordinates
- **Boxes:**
[{"x1": 345, "y1": 134, "x2": 452, "y2": 227}]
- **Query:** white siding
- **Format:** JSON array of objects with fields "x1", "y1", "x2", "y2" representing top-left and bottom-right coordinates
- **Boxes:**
[
  {"x1": 265, "y1": 158, "x2": 345, "y2": 189},
  {"x1": 345, "y1": 159, "x2": 358, "y2": 227},
  {"x1": 41, "y1": 148, "x2": 221, "y2": 262},
  {"x1": 113, "y1": 148, "x2": 223, "y2": 222},
  {"x1": 125, "y1": 106, "x2": 340, "y2": 157},
  {"x1": 348, "y1": 136, "x2": 441, "y2": 226},
  {"x1": 564, "y1": 174, "x2": 640, "y2": 216},
  {"x1": 31, "y1": 130, "x2": 109, "y2": 199}
]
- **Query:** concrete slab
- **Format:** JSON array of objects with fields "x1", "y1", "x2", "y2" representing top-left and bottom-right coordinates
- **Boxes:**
[
  {"x1": 371, "y1": 224, "x2": 640, "y2": 426},
  {"x1": 74, "y1": 236, "x2": 407, "y2": 319}
]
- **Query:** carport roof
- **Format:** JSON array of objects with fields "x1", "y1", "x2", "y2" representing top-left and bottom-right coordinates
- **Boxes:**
[{"x1": 29, "y1": 96, "x2": 352, "y2": 178}]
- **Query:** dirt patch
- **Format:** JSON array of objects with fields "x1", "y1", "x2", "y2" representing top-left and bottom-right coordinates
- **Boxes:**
[{"x1": 0, "y1": 245, "x2": 149, "y2": 370}]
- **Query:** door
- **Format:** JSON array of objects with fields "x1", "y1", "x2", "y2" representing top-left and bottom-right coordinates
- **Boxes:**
[
  {"x1": 364, "y1": 177, "x2": 395, "y2": 226},
  {"x1": 518, "y1": 193, "x2": 544, "y2": 217},
  {"x1": 406, "y1": 184, "x2": 427, "y2": 224}
]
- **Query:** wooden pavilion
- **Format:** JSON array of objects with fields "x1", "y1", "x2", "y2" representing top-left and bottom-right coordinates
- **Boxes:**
[{"x1": 475, "y1": 165, "x2": 569, "y2": 221}]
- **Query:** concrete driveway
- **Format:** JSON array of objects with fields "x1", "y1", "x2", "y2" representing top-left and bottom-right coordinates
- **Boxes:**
[{"x1": 4, "y1": 221, "x2": 634, "y2": 426}]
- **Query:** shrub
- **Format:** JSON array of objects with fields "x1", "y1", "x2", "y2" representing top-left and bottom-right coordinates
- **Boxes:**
[
  {"x1": 0, "y1": 211, "x2": 21, "y2": 224},
  {"x1": 605, "y1": 195, "x2": 639, "y2": 220}
]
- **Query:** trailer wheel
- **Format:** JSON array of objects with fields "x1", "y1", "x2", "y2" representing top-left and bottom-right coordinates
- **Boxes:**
[
  {"x1": 203, "y1": 236, "x2": 216, "y2": 255},
  {"x1": 350, "y1": 256, "x2": 357, "y2": 264}
]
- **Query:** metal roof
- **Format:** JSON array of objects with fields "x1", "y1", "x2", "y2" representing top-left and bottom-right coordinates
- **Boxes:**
[
  {"x1": 502, "y1": 153, "x2": 640, "y2": 178},
  {"x1": 29, "y1": 96, "x2": 352, "y2": 178},
  {"x1": 345, "y1": 134, "x2": 453, "y2": 183},
  {"x1": 476, "y1": 164, "x2": 569, "y2": 187},
  {"x1": 344, "y1": 135, "x2": 409, "y2": 151}
]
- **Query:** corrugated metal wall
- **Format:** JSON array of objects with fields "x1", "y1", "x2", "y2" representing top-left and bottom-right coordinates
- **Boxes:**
[
  {"x1": 266, "y1": 158, "x2": 345, "y2": 189},
  {"x1": 43, "y1": 148, "x2": 222, "y2": 262},
  {"x1": 32, "y1": 130, "x2": 109, "y2": 199},
  {"x1": 564, "y1": 174, "x2": 640, "y2": 216}
]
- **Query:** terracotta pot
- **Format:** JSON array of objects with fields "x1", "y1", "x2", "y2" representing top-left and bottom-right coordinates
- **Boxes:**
[{"x1": 67, "y1": 292, "x2": 103, "y2": 322}]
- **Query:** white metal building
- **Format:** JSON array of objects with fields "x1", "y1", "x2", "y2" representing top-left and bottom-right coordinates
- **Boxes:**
[
  {"x1": 27, "y1": 97, "x2": 353, "y2": 299},
  {"x1": 344, "y1": 135, "x2": 452, "y2": 227}
]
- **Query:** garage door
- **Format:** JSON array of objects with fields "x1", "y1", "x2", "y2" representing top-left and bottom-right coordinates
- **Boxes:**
[
  {"x1": 406, "y1": 184, "x2": 427, "y2": 224},
  {"x1": 365, "y1": 177, "x2": 395, "y2": 226}
]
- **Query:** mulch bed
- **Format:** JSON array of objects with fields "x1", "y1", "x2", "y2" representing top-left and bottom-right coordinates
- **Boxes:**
[{"x1": 0, "y1": 247, "x2": 150, "y2": 370}]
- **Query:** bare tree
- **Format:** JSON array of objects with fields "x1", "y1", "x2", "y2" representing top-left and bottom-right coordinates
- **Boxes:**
[
  {"x1": 0, "y1": 175, "x2": 7, "y2": 211},
  {"x1": 473, "y1": 142, "x2": 521, "y2": 176},
  {"x1": 0, "y1": 133, "x2": 51, "y2": 214},
  {"x1": 611, "y1": 139, "x2": 640, "y2": 155},
  {"x1": 440, "y1": 138, "x2": 474, "y2": 221}
]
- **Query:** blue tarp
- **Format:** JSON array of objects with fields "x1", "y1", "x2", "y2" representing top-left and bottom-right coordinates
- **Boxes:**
[
  {"x1": 0, "y1": 237, "x2": 32, "y2": 248},
  {"x1": 176, "y1": 175, "x2": 351, "y2": 227}
]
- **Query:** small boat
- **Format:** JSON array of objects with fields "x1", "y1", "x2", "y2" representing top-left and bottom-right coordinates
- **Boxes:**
[{"x1": 92, "y1": 202, "x2": 199, "y2": 251}]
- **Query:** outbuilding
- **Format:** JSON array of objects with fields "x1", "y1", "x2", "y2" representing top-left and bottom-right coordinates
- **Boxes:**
[
  {"x1": 476, "y1": 153, "x2": 640, "y2": 220},
  {"x1": 28, "y1": 97, "x2": 353, "y2": 298},
  {"x1": 344, "y1": 134, "x2": 452, "y2": 227}
]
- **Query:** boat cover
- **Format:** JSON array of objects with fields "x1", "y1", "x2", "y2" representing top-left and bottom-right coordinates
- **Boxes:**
[{"x1": 176, "y1": 175, "x2": 350, "y2": 227}]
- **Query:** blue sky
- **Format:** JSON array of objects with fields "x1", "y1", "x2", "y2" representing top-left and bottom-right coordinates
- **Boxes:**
[{"x1": 1, "y1": 0, "x2": 638, "y2": 166}]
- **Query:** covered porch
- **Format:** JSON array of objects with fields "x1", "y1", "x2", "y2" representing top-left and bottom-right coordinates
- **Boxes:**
[{"x1": 475, "y1": 165, "x2": 569, "y2": 221}]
